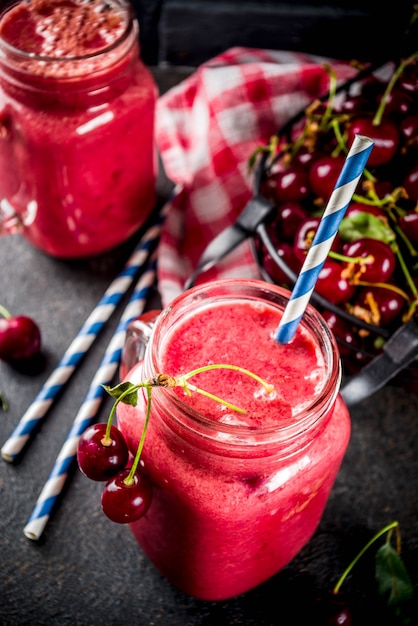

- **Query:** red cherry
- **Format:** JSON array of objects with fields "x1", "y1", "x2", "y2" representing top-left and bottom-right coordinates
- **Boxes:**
[
  {"x1": 377, "y1": 89, "x2": 413, "y2": 116},
  {"x1": 293, "y1": 217, "x2": 341, "y2": 264},
  {"x1": 101, "y1": 467, "x2": 153, "y2": 524},
  {"x1": 318, "y1": 593, "x2": 353, "y2": 626},
  {"x1": 77, "y1": 423, "x2": 129, "y2": 481},
  {"x1": 360, "y1": 75, "x2": 386, "y2": 100},
  {"x1": 345, "y1": 202, "x2": 384, "y2": 220},
  {"x1": 315, "y1": 260, "x2": 356, "y2": 304},
  {"x1": 403, "y1": 165, "x2": 418, "y2": 201},
  {"x1": 292, "y1": 147, "x2": 322, "y2": 168},
  {"x1": 373, "y1": 180, "x2": 394, "y2": 200},
  {"x1": 294, "y1": 218, "x2": 320, "y2": 263},
  {"x1": 347, "y1": 118, "x2": 399, "y2": 167},
  {"x1": 338, "y1": 94, "x2": 370, "y2": 114},
  {"x1": 400, "y1": 115, "x2": 418, "y2": 143},
  {"x1": 308, "y1": 155, "x2": 345, "y2": 200},
  {"x1": 271, "y1": 165, "x2": 310, "y2": 203},
  {"x1": 342, "y1": 238, "x2": 396, "y2": 283},
  {"x1": 321, "y1": 310, "x2": 357, "y2": 358},
  {"x1": 356, "y1": 286, "x2": 405, "y2": 326},
  {"x1": 262, "y1": 242, "x2": 301, "y2": 285},
  {"x1": 399, "y1": 64, "x2": 418, "y2": 93},
  {"x1": 0, "y1": 315, "x2": 41, "y2": 362},
  {"x1": 399, "y1": 211, "x2": 418, "y2": 243},
  {"x1": 274, "y1": 201, "x2": 308, "y2": 240}
]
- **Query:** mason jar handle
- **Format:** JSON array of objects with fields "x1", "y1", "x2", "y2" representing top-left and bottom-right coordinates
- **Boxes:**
[
  {"x1": 0, "y1": 198, "x2": 23, "y2": 235},
  {"x1": 1, "y1": 107, "x2": 38, "y2": 235},
  {"x1": 120, "y1": 309, "x2": 161, "y2": 381},
  {"x1": 0, "y1": 108, "x2": 21, "y2": 235}
]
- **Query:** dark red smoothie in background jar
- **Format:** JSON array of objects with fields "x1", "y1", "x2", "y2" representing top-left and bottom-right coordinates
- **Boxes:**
[{"x1": 0, "y1": 0, "x2": 157, "y2": 258}]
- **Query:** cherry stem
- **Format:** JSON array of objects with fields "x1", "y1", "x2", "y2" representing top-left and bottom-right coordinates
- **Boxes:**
[
  {"x1": 351, "y1": 192, "x2": 385, "y2": 208},
  {"x1": 176, "y1": 364, "x2": 274, "y2": 413},
  {"x1": 105, "y1": 364, "x2": 274, "y2": 487},
  {"x1": 394, "y1": 224, "x2": 418, "y2": 259},
  {"x1": 373, "y1": 53, "x2": 418, "y2": 126},
  {"x1": 330, "y1": 118, "x2": 346, "y2": 158},
  {"x1": 0, "y1": 304, "x2": 11, "y2": 319},
  {"x1": 392, "y1": 243, "x2": 418, "y2": 299},
  {"x1": 319, "y1": 63, "x2": 337, "y2": 132},
  {"x1": 353, "y1": 280, "x2": 410, "y2": 301},
  {"x1": 248, "y1": 135, "x2": 279, "y2": 172},
  {"x1": 333, "y1": 521, "x2": 400, "y2": 595},
  {"x1": 354, "y1": 182, "x2": 408, "y2": 209},
  {"x1": 124, "y1": 386, "x2": 152, "y2": 486},
  {"x1": 289, "y1": 126, "x2": 309, "y2": 160},
  {"x1": 104, "y1": 402, "x2": 119, "y2": 444},
  {"x1": 328, "y1": 250, "x2": 374, "y2": 266},
  {"x1": 180, "y1": 363, "x2": 274, "y2": 393}
]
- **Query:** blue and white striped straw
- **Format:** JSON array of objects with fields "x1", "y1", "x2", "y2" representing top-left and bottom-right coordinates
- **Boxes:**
[
  {"x1": 276, "y1": 135, "x2": 374, "y2": 344},
  {"x1": 1, "y1": 211, "x2": 165, "y2": 463},
  {"x1": 23, "y1": 253, "x2": 158, "y2": 541}
]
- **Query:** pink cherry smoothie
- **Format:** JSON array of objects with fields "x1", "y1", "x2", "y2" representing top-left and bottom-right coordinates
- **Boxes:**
[
  {"x1": 0, "y1": 0, "x2": 156, "y2": 257},
  {"x1": 117, "y1": 282, "x2": 351, "y2": 600}
]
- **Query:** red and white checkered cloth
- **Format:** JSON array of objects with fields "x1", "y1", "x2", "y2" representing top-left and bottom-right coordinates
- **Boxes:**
[{"x1": 155, "y1": 47, "x2": 358, "y2": 307}]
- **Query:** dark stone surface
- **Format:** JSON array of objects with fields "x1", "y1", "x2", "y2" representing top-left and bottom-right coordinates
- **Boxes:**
[
  {"x1": 0, "y1": 67, "x2": 417, "y2": 626},
  {"x1": 131, "y1": 1, "x2": 414, "y2": 66}
]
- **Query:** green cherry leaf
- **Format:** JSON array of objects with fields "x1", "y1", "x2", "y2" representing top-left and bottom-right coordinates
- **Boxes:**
[
  {"x1": 102, "y1": 381, "x2": 139, "y2": 407},
  {"x1": 339, "y1": 212, "x2": 396, "y2": 244},
  {"x1": 375, "y1": 543, "x2": 414, "y2": 607}
]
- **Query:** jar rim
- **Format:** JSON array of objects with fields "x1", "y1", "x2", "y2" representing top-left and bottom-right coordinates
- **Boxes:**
[
  {"x1": 149, "y1": 278, "x2": 342, "y2": 446},
  {"x1": 0, "y1": 0, "x2": 134, "y2": 64}
]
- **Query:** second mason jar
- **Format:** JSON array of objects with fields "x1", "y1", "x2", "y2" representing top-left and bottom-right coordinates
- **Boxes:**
[
  {"x1": 0, "y1": 0, "x2": 157, "y2": 258},
  {"x1": 117, "y1": 278, "x2": 351, "y2": 601}
]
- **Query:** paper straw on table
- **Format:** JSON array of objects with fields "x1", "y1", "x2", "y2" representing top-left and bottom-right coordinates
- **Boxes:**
[
  {"x1": 1, "y1": 211, "x2": 165, "y2": 463},
  {"x1": 276, "y1": 134, "x2": 374, "y2": 345},
  {"x1": 23, "y1": 253, "x2": 158, "y2": 541}
]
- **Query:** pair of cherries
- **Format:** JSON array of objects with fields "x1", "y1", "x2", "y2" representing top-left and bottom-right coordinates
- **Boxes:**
[{"x1": 77, "y1": 422, "x2": 153, "y2": 524}]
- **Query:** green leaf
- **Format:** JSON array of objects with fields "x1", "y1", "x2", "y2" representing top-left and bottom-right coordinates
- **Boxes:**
[
  {"x1": 375, "y1": 543, "x2": 414, "y2": 606},
  {"x1": 0, "y1": 390, "x2": 8, "y2": 412},
  {"x1": 339, "y1": 212, "x2": 396, "y2": 244},
  {"x1": 102, "y1": 381, "x2": 139, "y2": 407}
]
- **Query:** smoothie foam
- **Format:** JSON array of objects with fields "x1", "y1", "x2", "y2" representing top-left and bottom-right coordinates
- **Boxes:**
[{"x1": 0, "y1": 0, "x2": 127, "y2": 60}]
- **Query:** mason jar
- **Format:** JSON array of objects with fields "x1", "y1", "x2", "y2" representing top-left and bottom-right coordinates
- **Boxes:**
[
  {"x1": 118, "y1": 278, "x2": 351, "y2": 600},
  {"x1": 0, "y1": 0, "x2": 157, "y2": 258}
]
